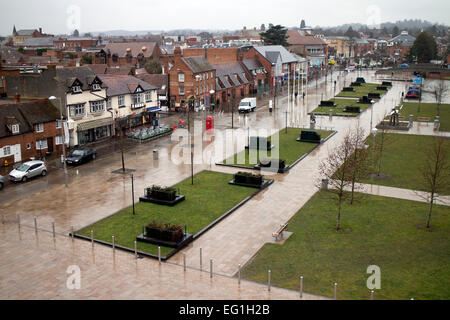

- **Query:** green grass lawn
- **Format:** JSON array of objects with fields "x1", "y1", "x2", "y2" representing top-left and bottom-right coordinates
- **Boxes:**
[
  {"x1": 222, "y1": 128, "x2": 333, "y2": 168},
  {"x1": 337, "y1": 83, "x2": 388, "y2": 98},
  {"x1": 395, "y1": 102, "x2": 450, "y2": 132},
  {"x1": 312, "y1": 98, "x2": 372, "y2": 116},
  {"x1": 241, "y1": 191, "x2": 450, "y2": 300},
  {"x1": 76, "y1": 171, "x2": 256, "y2": 256},
  {"x1": 363, "y1": 133, "x2": 450, "y2": 194}
]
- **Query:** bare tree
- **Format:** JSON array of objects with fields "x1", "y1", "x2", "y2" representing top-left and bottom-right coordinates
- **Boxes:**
[
  {"x1": 318, "y1": 131, "x2": 355, "y2": 231},
  {"x1": 432, "y1": 79, "x2": 448, "y2": 116},
  {"x1": 417, "y1": 137, "x2": 449, "y2": 229},
  {"x1": 348, "y1": 127, "x2": 371, "y2": 205}
]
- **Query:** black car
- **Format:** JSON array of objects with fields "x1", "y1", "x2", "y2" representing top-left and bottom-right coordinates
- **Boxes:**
[{"x1": 66, "y1": 148, "x2": 97, "y2": 165}]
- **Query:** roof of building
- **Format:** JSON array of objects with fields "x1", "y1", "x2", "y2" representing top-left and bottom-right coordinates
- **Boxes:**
[
  {"x1": 55, "y1": 66, "x2": 98, "y2": 89},
  {"x1": 0, "y1": 99, "x2": 60, "y2": 138},
  {"x1": 88, "y1": 64, "x2": 108, "y2": 75},
  {"x1": 104, "y1": 41, "x2": 158, "y2": 58},
  {"x1": 181, "y1": 56, "x2": 214, "y2": 73},
  {"x1": 21, "y1": 37, "x2": 55, "y2": 47},
  {"x1": 135, "y1": 74, "x2": 168, "y2": 93},
  {"x1": 213, "y1": 61, "x2": 250, "y2": 90},
  {"x1": 15, "y1": 29, "x2": 38, "y2": 36},
  {"x1": 389, "y1": 32, "x2": 416, "y2": 45},
  {"x1": 98, "y1": 75, "x2": 157, "y2": 97},
  {"x1": 254, "y1": 45, "x2": 298, "y2": 64},
  {"x1": 0, "y1": 46, "x2": 29, "y2": 65},
  {"x1": 287, "y1": 30, "x2": 327, "y2": 46},
  {"x1": 242, "y1": 58, "x2": 264, "y2": 71}
]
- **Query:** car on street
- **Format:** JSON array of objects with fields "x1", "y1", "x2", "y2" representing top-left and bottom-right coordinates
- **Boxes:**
[
  {"x1": 0, "y1": 175, "x2": 4, "y2": 190},
  {"x1": 9, "y1": 160, "x2": 47, "y2": 182},
  {"x1": 66, "y1": 147, "x2": 97, "y2": 166}
]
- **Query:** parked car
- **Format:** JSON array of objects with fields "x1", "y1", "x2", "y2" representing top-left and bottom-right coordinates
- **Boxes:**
[
  {"x1": 9, "y1": 160, "x2": 47, "y2": 183},
  {"x1": 400, "y1": 63, "x2": 409, "y2": 68},
  {"x1": 66, "y1": 147, "x2": 97, "y2": 166},
  {"x1": 0, "y1": 175, "x2": 4, "y2": 190},
  {"x1": 238, "y1": 98, "x2": 257, "y2": 113}
]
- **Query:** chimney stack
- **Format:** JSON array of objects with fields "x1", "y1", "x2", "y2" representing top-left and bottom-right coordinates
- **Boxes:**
[{"x1": 39, "y1": 27, "x2": 42, "y2": 34}]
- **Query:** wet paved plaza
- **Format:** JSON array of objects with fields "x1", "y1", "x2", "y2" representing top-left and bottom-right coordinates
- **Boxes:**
[{"x1": 0, "y1": 71, "x2": 448, "y2": 299}]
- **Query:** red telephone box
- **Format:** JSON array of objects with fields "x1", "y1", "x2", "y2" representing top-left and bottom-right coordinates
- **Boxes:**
[{"x1": 206, "y1": 116, "x2": 214, "y2": 134}]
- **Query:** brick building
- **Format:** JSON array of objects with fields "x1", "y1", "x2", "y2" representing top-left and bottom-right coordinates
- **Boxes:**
[
  {"x1": 169, "y1": 47, "x2": 215, "y2": 110},
  {"x1": 0, "y1": 98, "x2": 63, "y2": 166}
]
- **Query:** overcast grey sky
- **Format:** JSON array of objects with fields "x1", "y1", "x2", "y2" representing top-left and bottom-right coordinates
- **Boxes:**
[{"x1": 1, "y1": 0, "x2": 449, "y2": 36}]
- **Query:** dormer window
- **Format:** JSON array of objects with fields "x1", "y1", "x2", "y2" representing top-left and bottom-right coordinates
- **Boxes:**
[
  {"x1": 11, "y1": 124, "x2": 20, "y2": 134},
  {"x1": 72, "y1": 85, "x2": 82, "y2": 94},
  {"x1": 92, "y1": 83, "x2": 101, "y2": 91}
]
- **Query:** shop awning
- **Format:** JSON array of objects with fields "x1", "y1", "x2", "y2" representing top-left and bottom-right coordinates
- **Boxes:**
[
  {"x1": 77, "y1": 117, "x2": 113, "y2": 131},
  {"x1": 147, "y1": 106, "x2": 161, "y2": 113}
]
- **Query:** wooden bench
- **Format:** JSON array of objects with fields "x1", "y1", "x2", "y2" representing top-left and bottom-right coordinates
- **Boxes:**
[
  {"x1": 417, "y1": 117, "x2": 431, "y2": 122},
  {"x1": 272, "y1": 223, "x2": 288, "y2": 241}
]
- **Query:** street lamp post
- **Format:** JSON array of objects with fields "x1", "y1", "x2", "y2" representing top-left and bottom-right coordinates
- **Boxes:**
[{"x1": 49, "y1": 96, "x2": 68, "y2": 188}]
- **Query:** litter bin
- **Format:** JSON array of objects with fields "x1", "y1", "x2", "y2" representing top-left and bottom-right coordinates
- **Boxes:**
[
  {"x1": 153, "y1": 149, "x2": 159, "y2": 160},
  {"x1": 269, "y1": 100, "x2": 273, "y2": 113}
]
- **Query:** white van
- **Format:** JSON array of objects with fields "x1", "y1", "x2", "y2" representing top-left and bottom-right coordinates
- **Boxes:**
[{"x1": 238, "y1": 98, "x2": 257, "y2": 113}]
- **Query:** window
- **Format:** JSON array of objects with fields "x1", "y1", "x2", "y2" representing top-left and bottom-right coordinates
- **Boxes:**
[
  {"x1": 55, "y1": 136, "x2": 63, "y2": 145},
  {"x1": 90, "y1": 100, "x2": 105, "y2": 113},
  {"x1": 133, "y1": 93, "x2": 143, "y2": 105},
  {"x1": 211, "y1": 72, "x2": 213, "y2": 79},
  {"x1": 72, "y1": 86, "x2": 82, "y2": 94},
  {"x1": 3, "y1": 146, "x2": 11, "y2": 156},
  {"x1": 106, "y1": 99, "x2": 112, "y2": 110},
  {"x1": 36, "y1": 123, "x2": 44, "y2": 133},
  {"x1": 11, "y1": 124, "x2": 19, "y2": 134},
  {"x1": 36, "y1": 139, "x2": 48, "y2": 150},
  {"x1": 179, "y1": 87, "x2": 185, "y2": 95},
  {"x1": 206, "y1": 73, "x2": 209, "y2": 80},
  {"x1": 92, "y1": 83, "x2": 101, "y2": 91},
  {"x1": 56, "y1": 120, "x2": 62, "y2": 129},
  {"x1": 203, "y1": 73, "x2": 205, "y2": 80},
  {"x1": 195, "y1": 87, "x2": 198, "y2": 95},
  {"x1": 70, "y1": 103, "x2": 85, "y2": 117},
  {"x1": 118, "y1": 95, "x2": 125, "y2": 107},
  {"x1": 178, "y1": 73, "x2": 185, "y2": 82},
  {"x1": 26, "y1": 143, "x2": 31, "y2": 150},
  {"x1": 145, "y1": 92, "x2": 152, "y2": 102}
]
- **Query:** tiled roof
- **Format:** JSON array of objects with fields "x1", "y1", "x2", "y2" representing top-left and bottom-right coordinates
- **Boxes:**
[
  {"x1": 104, "y1": 42, "x2": 157, "y2": 58},
  {"x1": 254, "y1": 45, "x2": 298, "y2": 64},
  {"x1": 16, "y1": 29, "x2": 37, "y2": 36},
  {"x1": 88, "y1": 64, "x2": 108, "y2": 75},
  {"x1": 21, "y1": 37, "x2": 55, "y2": 47},
  {"x1": 0, "y1": 99, "x2": 59, "y2": 138},
  {"x1": 135, "y1": 74, "x2": 168, "y2": 94},
  {"x1": 181, "y1": 56, "x2": 214, "y2": 73},
  {"x1": 242, "y1": 58, "x2": 264, "y2": 71},
  {"x1": 287, "y1": 30, "x2": 327, "y2": 46},
  {"x1": 98, "y1": 75, "x2": 157, "y2": 97},
  {"x1": 213, "y1": 62, "x2": 250, "y2": 86},
  {"x1": 55, "y1": 66, "x2": 98, "y2": 90}
]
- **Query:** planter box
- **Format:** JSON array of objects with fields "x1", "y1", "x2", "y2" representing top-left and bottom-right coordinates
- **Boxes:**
[
  {"x1": 137, "y1": 230, "x2": 193, "y2": 249},
  {"x1": 343, "y1": 87, "x2": 355, "y2": 92},
  {"x1": 139, "y1": 194, "x2": 185, "y2": 206},
  {"x1": 356, "y1": 77, "x2": 366, "y2": 83},
  {"x1": 319, "y1": 100, "x2": 335, "y2": 107},
  {"x1": 246, "y1": 136, "x2": 274, "y2": 150},
  {"x1": 233, "y1": 173, "x2": 263, "y2": 187},
  {"x1": 147, "y1": 188, "x2": 176, "y2": 201},
  {"x1": 254, "y1": 159, "x2": 287, "y2": 173},
  {"x1": 382, "y1": 81, "x2": 393, "y2": 87},
  {"x1": 343, "y1": 106, "x2": 361, "y2": 113},
  {"x1": 376, "y1": 121, "x2": 411, "y2": 131},
  {"x1": 377, "y1": 86, "x2": 388, "y2": 91},
  {"x1": 368, "y1": 93, "x2": 381, "y2": 99},
  {"x1": 358, "y1": 96, "x2": 372, "y2": 104},
  {"x1": 350, "y1": 82, "x2": 362, "y2": 87},
  {"x1": 296, "y1": 130, "x2": 322, "y2": 143}
]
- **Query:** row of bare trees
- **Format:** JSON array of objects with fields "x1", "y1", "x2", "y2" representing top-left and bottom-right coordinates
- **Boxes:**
[{"x1": 319, "y1": 126, "x2": 449, "y2": 232}]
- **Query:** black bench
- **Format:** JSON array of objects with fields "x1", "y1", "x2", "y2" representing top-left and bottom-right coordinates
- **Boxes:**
[
  {"x1": 272, "y1": 223, "x2": 288, "y2": 241},
  {"x1": 343, "y1": 106, "x2": 361, "y2": 113},
  {"x1": 255, "y1": 158, "x2": 286, "y2": 173},
  {"x1": 351, "y1": 82, "x2": 362, "y2": 87},
  {"x1": 319, "y1": 100, "x2": 335, "y2": 107},
  {"x1": 368, "y1": 93, "x2": 381, "y2": 99},
  {"x1": 376, "y1": 86, "x2": 388, "y2": 91},
  {"x1": 343, "y1": 87, "x2": 355, "y2": 92},
  {"x1": 358, "y1": 96, "x2": 372, "y2": 104},
  {"x1": 356, "y1": 77, "x2": 366, "y2": 83},
  {"x1": 297, "y1": 130, "x2": 322, "y2": 143}
]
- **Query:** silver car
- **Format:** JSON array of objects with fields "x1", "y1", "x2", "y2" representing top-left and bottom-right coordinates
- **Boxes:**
[{"x1": 9, "y1": 160, "x2": 47, "y2": 182}]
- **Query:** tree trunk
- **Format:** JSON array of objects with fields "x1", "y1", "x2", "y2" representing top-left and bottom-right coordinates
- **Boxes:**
[
  {"x1": 426, "y1": 193, "x2": 434, "y2": 229},
  {"x1": 336, "y1": 197, "x2": 342, "y2": 231},
  {"x1": 350, "y1": 180, "x2": 355, "y2": 205}
]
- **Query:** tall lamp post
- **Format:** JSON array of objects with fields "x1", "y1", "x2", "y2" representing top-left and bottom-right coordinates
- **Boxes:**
[{"x1": 49, "y1": 96, "x2": 68, "y2": 188}]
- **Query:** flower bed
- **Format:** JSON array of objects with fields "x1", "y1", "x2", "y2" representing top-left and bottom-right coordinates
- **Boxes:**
[
  {"x1": 234, "y1": 172, "x2": 263, "y2": 186},
  {"x1": 145, "y1": 221, "x2": 184, "y2": 243},
  {"x1": 140, "y1": 185, "x2": 185, "y2": 206}
]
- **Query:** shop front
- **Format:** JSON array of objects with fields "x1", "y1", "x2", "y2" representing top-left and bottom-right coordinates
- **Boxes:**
[{"x1": 77, "y1": 118, "x2": 114, "y2": 146}]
